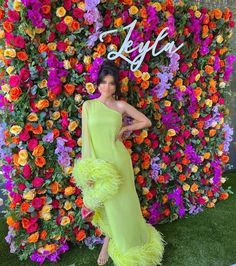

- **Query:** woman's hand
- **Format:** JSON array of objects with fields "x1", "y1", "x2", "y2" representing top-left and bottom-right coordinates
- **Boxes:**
[{"x1": 116, "y1": 127, "x2": 131, "y2": 141}]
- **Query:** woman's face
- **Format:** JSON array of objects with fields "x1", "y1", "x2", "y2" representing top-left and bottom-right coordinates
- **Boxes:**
[{"x1": 98, "y1": 75, "x2": 116, "y2": 97}]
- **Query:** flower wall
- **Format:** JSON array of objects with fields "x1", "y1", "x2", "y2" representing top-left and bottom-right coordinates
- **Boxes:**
[{"x1": 0, "y1": 0, "x2": 235, "y2": 264}]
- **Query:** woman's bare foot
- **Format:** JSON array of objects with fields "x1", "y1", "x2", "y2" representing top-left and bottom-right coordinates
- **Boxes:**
[{"x1": 97, "y1": 236, "x2": 110, "y2": 265}]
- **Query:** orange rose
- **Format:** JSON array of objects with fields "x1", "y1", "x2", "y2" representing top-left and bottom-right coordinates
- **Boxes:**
[
  {"x1": 36, "y1": 99, "x2": 49, "y2": 110},
  {"x1": 75, "y1": 197, "x2": 83, "y2": 208},
  {"x1": 140, "y1": 6, "x2": 147, "y2": 18},
  {"x1": 221, "y1": 154, "x2": 229, "y2": 163},
  {"x1": 53, "y1": 128, "x2": 60, "y2": 138},
  {"x1": 121, "y1": 0, "x2": 133, "y2": 5},
  {"x1": 28, "y1": 232, "x2": 39, "y2": 243},
  {"x1": 38, "y1": 43, "x2": 48, "y2": 53},
  {"x1": 64, "y1": 186, "x2": 76, "y2": 196},
  {"x1": 205, "y1": 65, "x2": 214, "y2": 74},
  {"x1": 40, "y1": 230, "x2": 47, "y2": 240},
  {"x1": 114, "y1": 17, "x2": 123, "y2": 28},
  {"x1": 95, "y1": 43, "x2": 106, "y2": 56},
  {"x1": 3, "y1": 21, "x2": 13, "y2": 32},
  {"x1": 41, "y1": 5, "x2": 51, "y2": 14},
  {"x1": 33, "y1": 144, "x2": 45, "y2": 157},
  {"x1": 209, "y1": 129, "x2": 216, "y2": 137},
  {"x1": 64, "y1": 84, "x2": 75, "y2": 95},
  {"x1": 32, "y1": 124, "x2": 43, "y2": 134},
  {"x1": 214, "y1": 9, "x2": 222, "y2": 19},
  {"x1": 141, "y1": 80, "x2": 149, "y2": 90},
  {"x1": 50, "y1": 181, "x2": 60, "y2": 194},
  {"x1": 71, "y1": 20, "x2": 80, "y2": 31},
  {"x1": 157, "y1": 175, "x2": 165, "y2": 183},
  {"x1": 10, "y1": 87, "x2": 22, "y2": 101},
  {"x1": 219, "y1": 192, "x2": 229, "y2": 200},
  {"x1": 223, "y1": 7, "x2": 231, "y2": 20},
  {"x1": 0, "y1": 8, "x2": 5, "y2": 20},
  {"x1": 190, "y1": 183, "x2": 198, "y2": 192},
  {"x1": 20, "y1": 202, "x2": 30, "y2": 212},
  {"x1": 7, "y1": 216, "x2": 15, "y2": 226},
  {"x1": 17, "y1": 51, "x2": 28, "y2": 61},
  {"x1": 162, "y1": 195, "x2": 168, "y2": 204},
  {"x1": 35, "y1": 156, "x2": 46, "y2": 167},
  {"x1": 76, "y1": 229, "x2": 86, "y2": 241},
  {"x1": 179, "y1": 174, "x2": 186, "y2": 181},
  {"x1": 22, "y1": 218, "x2": 30, "y2": 229}
]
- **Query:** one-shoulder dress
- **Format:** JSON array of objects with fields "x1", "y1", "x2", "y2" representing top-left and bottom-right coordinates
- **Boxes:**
[{"x1": 72, "y1": 99, "x2": 166, "y2": 266}]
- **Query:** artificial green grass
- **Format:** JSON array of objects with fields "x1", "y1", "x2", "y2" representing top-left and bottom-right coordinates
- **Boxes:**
[{"x1": 0, "y1": 171, "x2": 235, "y2": 266}]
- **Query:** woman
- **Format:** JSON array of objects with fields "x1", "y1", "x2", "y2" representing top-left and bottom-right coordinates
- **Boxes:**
[{"x1": 73, "y1": 60, "x2": 166, "y2": 265}]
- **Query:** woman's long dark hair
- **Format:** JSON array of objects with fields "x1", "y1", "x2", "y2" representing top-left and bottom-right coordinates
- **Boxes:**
[{"x1": 96, "y1": 59, "x2": 121, "y2": 100}]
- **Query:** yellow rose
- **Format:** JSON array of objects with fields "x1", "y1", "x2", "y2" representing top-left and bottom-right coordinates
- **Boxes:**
[
  {"x1": 164, "y1": 100, "x2": 171, "y2": 107},
  {"x1": 56, "y1": 7, "x2": 66, "y2": 17},
  {"x1": 51, "y1": 111, "x2": 61, "y2": 120},
  {"x1": 64, "y1": 201, "x2": 73, "y2": 210},
  {"x1": 13, "y1": 0, "x2": 22, "y2": 11},
  {"x1": 41, "y1": 204, "x2": 52, "y2": 213},
  {"x1": 64, "y1": 186, "x2": 76, "y2": 196},
  {"x1": 64, "y1": 166, "x2": 73, "y2": 175},
  {"x1": 63, "y1": 60, "x2": 71, "y2": 69},
  {"x1": 216, "y1": 35, "x2": 223, "y2": 44},
  {"x1": 129, "y1": 6, "x2": 139, "y2": 15},
  {"x1": 195, "y1": 10, "x2": 201, "y2": 18},
  {"x1": 19, "y1": 149, "x2": 28, "y2": 159},
  {"x1": 195, "y1": 73, "x2": 200, "y2": 81},
  {"x1": 41, "y1": 212, "x2": 52, "y2": 221},
  {"x1": 77, "y1": 2, "x2": 85, "y2": 11},
  {"x1": 68, "y1": 121, "x2": 78, "y2": 132},
  {"x1": 53, "y1": 99, "x2": 61, "y2": 108},
  {"x1": 206, "y1": 202, "x2": 215, "y2": 208},
  {"x1": 27, "y1": 113, "x2": 38, "y2": 122},
  {"x1": 140, "y1": 130, "x2": 148, "y2": 138},
  {"x1": 202, "y1": 196, "x2": 209, "y2": 202},
  {"x1": 0, "y1": 29, "x2": 5, "y2": 39},
  {"x1": 77, "y1": 137, "x2": 82, "y2": 147},
  {"x1": 191, "y1": 165, "x2": 198, "y2": 173},
  {"x1": 167, "y1": 129, "x2": 176, "y2": 137},
  {"x1": 191, "y1": 128, "x2": 199, "y2": 136},
  {"x1": 183, "y1": 183, "x2": 190, "y2": 191},
  {"x1": 151, "y1": 2, "x2": 162, "y2": 12},
  {"x1": 142, "y1": 187, "x2": 149, "y2": 195},
  {"x1": 134, "y1": 70, "x2": 142, "y2": 78},
  {"x1": 38, "y1": 79, "x2": 48, "y2": 88},
  {"x1": 74, "y1": 94, "x2": 82, "y2": 103},
  {"x1": 1, "y1": 84, "x2": 10, "y2": 93},
  {"x1": 18, "y1": 157, "x2": 28, "y2": 166},
  {"x1": 60, "y1": 216, "x2": 70, "y2": 226},
  {"x1": 4, "y1": 49, "x2": 16, "y2": 58},
  {"x1": 83, "y1": 55, "x2": 91, "y2": 65},
  {"x1": 108, "y1": 44, "x2": 118, "y2": 51},
  {"x1": 23, "y1": 189, "x2": 36, "y2": 200},
  {"x1": 10, "y1": 125, "x2": 22, "y2": 135},
  {"x1": 142, "y1": 72, "x2": 150, "y2": 81},
  {"x1": 46, "y1": 120, "x2": 54, "y2": 129},
  {"x1": 64, "y1": 16, "x2": 73, "y2": 25},
  {"x1": 6, "y1": 66, "x2": 15, "y2": 75},
  {"x1": 85, "y1": 82, "x2": 95, "y2": 94},
  {"x1": 205, "y1": 99, "x2": 212, "y2": 107},
  {"x1": 47, "y1": 43, "x2": 57, "y2": 51},
  {"x1": 134, "y1": 166, "x2": 140, "y2": 174},
  {"x1": 160, "y1": 162, "x2": 167, "y2": 169},
  {"x1": 35, "y1": 27, "x2": 45, "y2": 34}
]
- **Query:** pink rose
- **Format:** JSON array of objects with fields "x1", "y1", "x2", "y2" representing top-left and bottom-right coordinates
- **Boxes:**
[
  {"x1": 75, "y1": 63, "x2": 83, "y2": 73},
  {"x1": 47, "y1": 31, "x2": 56, "y2": 42},
  {"x1": 28, "y1": 139, "x2": 38, "y2": 151},
  {"x1": 73, "y1": 8, "x2": 84, "y2": 19},
  {"x1": 19, "y1": 67, "x2": 30, "y2": 82},
  {"x1": 26, "y1": 222, "x2": 39, "y2": 234},
  {"x1": 81, "y1": 205, "x2": 94, "y2": 219},
  {"x1": 22, "y1": 164, "x2": 32, "y2": 179},
  {"x1": 52, "y1": 199, "x2": 59, "y2": 208},
  {"x1": 8, "y1": 10, "x2": 20, "y2": 22},
  {"x1": 63, "y1": 0, "x2": 72, "y2": 10},
  {"x1": 180, "y1": 63, "x2": 188, "y2": 72},
  {"x1": 152, "y1": 140, "x2": 159, "y2": 149},
  {"x1": 18, "y1": 183, "x2": 26, "y2": 191},
  {"x1": 55, "y1": 22, "x2": 67, "y2": 33},
  {"x1": 14, "y1": 36, "x2": 25, "y2": 48},
  {"x1": 32, "y1": 197, "x2": 43, "y2": 209},
  {"x1": 19, "y1": 129, "x2": 30, "y2": 141},
  {"x1": 32, "y1": 177, "x2": 44, "y2": 188},
  {"x1": 57, "y1": 40, "x2": 67, "y2": 51},
  {"x1": 9, "y1": 75, "x2": 20, "y2": 87}
]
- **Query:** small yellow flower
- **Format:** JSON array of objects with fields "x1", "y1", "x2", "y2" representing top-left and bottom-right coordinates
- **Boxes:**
[
  {"x1": 6, "y1": 66, "x2": 15, "y2": 75},
  {"x1": 56, "y1": 6, "x2": 66, "y2": 17},
  {"x1": 142, "y1": 72, "x2": 150, "y2": 81},
  {"x1": 164, "y1": 100, "x2": 171, "y2": 107},
  {"x1": 85, "y1": 82, "x2": 95, "y2": 94},
  {"x1": 77, "y1": 2, "x2": 85, "y2": 11},
  {"x1": 64, "y1": 16, "x2": 73, "y2": 25},
  {"x1": 129, "y1": 6, "x2": 139, "y2": 15},
  {"x1": 63, "y1": 60, "x2": 71, "y2": 69},
  {"x1": 1, "y1": 84, "x2": 10, "y2": 93},
  {"x1": 38, "y1": 79, "x2": 48, "y2": 88},
  {"x1": 183, "y1": 183, "x2": 190, "y2": 191},
  {"x1": 4, "y1": 49, "x2": 16, "y2": 58},
  {"x1": 68, "y1": 121, "x2": 78, "y2": 132},
  {"x1": 46, "y1": 120, "x2": 54, "y2": 129},
  {"x1": 18, "y1": 158, "x2": 28, "y2": 166},
  {"x1": 151, "y1": 2, "x2": 162, "y2": 12},
  {"x1": 23, "y1": 189, "x2": 36, "y2": 200},
  {"x1": 83, "y1": 55, "x2": 91, "y2": 65},
  {"x1": 10, "y1": 125, "x2": 22, "y2": 135},
  {"x1": 60, "y1": 216, "x2": 71, "y2": 226},
  {"x1": 134, "y1": 70, "x2": 142, "y2": 78},
  {"x1": 64, "y1": 201, "x2": 73, "y2": 210},
  {"x1": 47, "y1": 42, "x2": 57, "y2": 51},
  {"x1": 74, "y1": 94, "x2": 82, "y2": 103},
  {"x1": 191, "y1": 165, "x2": 198, "y2": 173},
  {"x1": 195, "y1": 73, "x2": 200, "y2": 81},
  {"x1": 216, "y1": 35, "x2": 223, "y2": 44},
  {"x1": 134, "y1": 166, "x2": 140, "y2": 174},
  {"x1": 191, "y1": 128, "x2": 199, "y2": 136},
  {"x1": 195, "y1": 10, "x2": 201, "y2": 18},
  {"x1": 41, "y1": 204, "x2": 52, "y2": 213},
  {"x1": 167, "y1": 129, "x2": 176, "y2": 137},
  {"x1": 19, "y1": 149, "x2": 28, "y2": 159},
  {"x1": 13, "y1": 0, "x2": 22, "y2": 11},
  {"x1": 205, "y1": 99, "x2": 213, "y2": 107},
  {"x1": 27, "y1": 113, "x2": 38, "y2": 122},
  {"x1": 51, "y1": 111, "x2": 61, "y2": 120},
  {"x1": 53, "y1": 99, "x2": 61, "y2": 108}
]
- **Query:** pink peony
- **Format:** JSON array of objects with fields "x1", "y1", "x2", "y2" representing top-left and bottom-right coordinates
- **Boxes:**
[
  {"x1": 9, "y1": 75, "x2": 20, "y2": 87},
  {"x1": 28, "y1": 139, "x2": 38, "y2": 151},
  {"x1": 19, "y1": 129, "x2": 30, "y2": 141},
  {"x1": 22, "y1": 164, "x2": 32, "y2": 179}
]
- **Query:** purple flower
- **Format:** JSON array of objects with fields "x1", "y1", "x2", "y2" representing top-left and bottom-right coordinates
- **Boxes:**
[
  {"x1": 184, "y1": 144, "x2": 202, "y2": 165},
  {"x1": 222, "y1": 123, "x2": 234, "y2": 152},
  {"x1": 85, "y1": 0, "x2": 100, "y2": 11},
  {"x1": 42, "y1": 132, "x2": 54, "y2": 143}
]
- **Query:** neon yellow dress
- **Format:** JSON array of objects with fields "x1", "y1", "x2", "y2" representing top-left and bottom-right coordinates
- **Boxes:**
[{"x1": 72, "y1": 99, "x2": 166, "y2": 266}]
